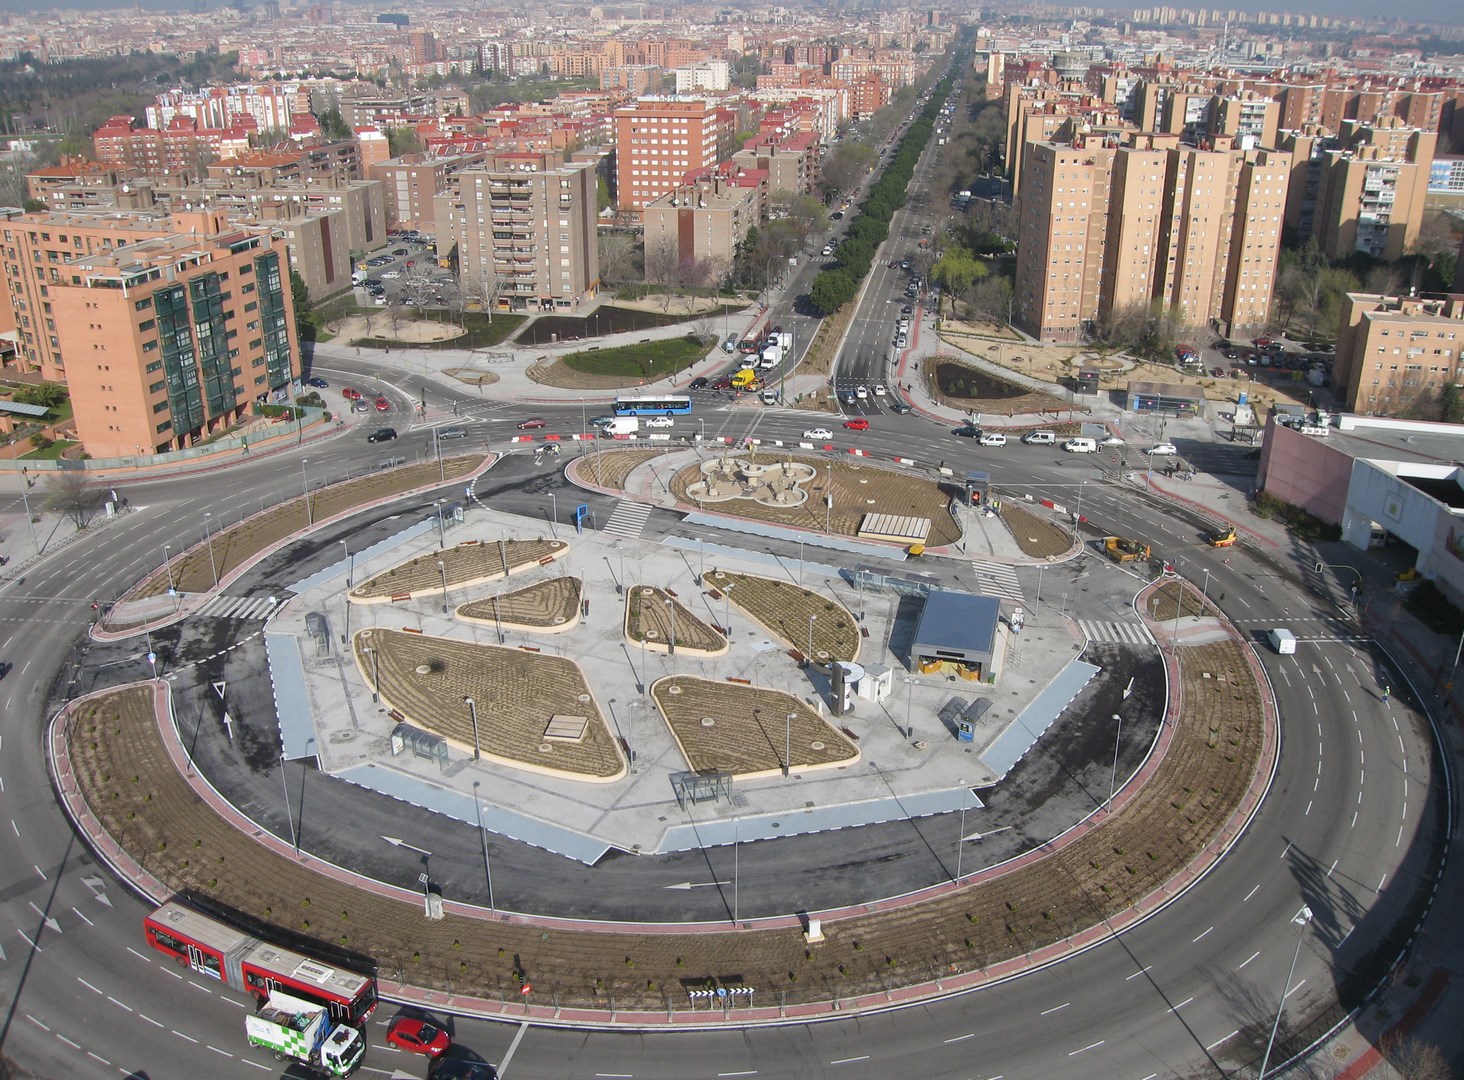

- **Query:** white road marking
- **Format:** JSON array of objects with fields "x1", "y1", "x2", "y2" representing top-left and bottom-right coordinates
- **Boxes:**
[
  {"x1": 17, "y1": 929, "x2": 41, "y2": 952},
  {"x1": 1285, "y1": 979, "x2": 1307, "y2": 1000},
  {"x1": 1207, "y1": 1030, "x2": 1239, "y2": 1051},
  {"x1": 1193, "y1": 927, "x2": 1213, "y2": 942},
  {"x1": 207, "y1": 1045, "x2": 233, "y2": 1057},
  {"x1": 1243, "y1": 884, "x2": 1260, "y2": 902},
  {"x1": 87, "y1": 1052, "x2": 110, "y2": 1065},
  {"x1": 26, "y1": 1015, "x2": 50, "y2": 1031},
  {"x1": 1068, "y1": 1041, "x2": 1104, "y2": 1056},
  {"x1": 58, "y1": 1034, "x2": 81, "y2": 1050},
  {"x1": 944, "y1": 1033, "x2": 977, "y2": 1044},
  {"x1": 1040, "y1": 1002, "x2": 1070, "y2": 1015},
  {"x1": 1126, "y1": 965, "x2": 1152, "y2": 981},
  {"x1": 829, "y1": 1057, "x2": 869, "y2": 1066},
  {"x1": 127, "y1": 946, "x2": 152, "y2": 962},
  {"x1": 72, "y1": 907, "x2": 93, "y2": 926},
  {"x1": 139, "y1": 1014, "x2": 165, "y2": 1028},
  {"x1": 1167, "y1": 997, "x2": 1194, "y2": 1014},
  {"x1": 172, "y1": 1030, "x2": 198, "y2": 1043},
  {"x1": 1239, "y1": 951, "x2": 1260, "y2": 969},
  {"x1": 77, "y1": 977, "x2": 102, "y2": 994},
  {"x1": 108, "y1": 997, "x2": 132, "y2": 1012}
]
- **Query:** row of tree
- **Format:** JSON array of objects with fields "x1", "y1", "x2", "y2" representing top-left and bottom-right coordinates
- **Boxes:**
[{"x1": 808, "y1": 70, "x2": 959, "y2": 317}]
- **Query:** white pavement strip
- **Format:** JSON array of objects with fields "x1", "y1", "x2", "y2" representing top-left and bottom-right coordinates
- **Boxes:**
[
  {"x1": 1077, "y1": 619, "x2": 1151, "y2": 645},
  {"x1": 969, "y1": 560, "x2": 1024, "y2": 602},
  {"x1": 601, "y1": 500, "x2": 653, "y2": 541},
  {"x1": 194, "y1": 595, "x2": 277, "y2": 621}
]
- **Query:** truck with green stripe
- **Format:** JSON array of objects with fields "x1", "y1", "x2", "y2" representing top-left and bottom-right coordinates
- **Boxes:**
[{"x1": 245, "y1": 989, "x2": 364, "y2": 1076}]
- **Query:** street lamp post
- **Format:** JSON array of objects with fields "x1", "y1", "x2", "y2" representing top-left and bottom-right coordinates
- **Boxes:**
[
  {"x1": 365, "y1": 645, "x2": 379, "y2": 703},
  {"x1": 341, "y1": 540, "x2": 353, "y2": 587},
  {"x1": 1107, "y1": 712, "x2": 1123, "y2": 812},
  {"x1": 807, "y1": 614, "x2": 816, "y2": 665},
  {"x1": 732, "y1": 813, "x2": 740, "y2": 925},
  {"x1": 434, "y1": 500, "x2": 446, "y2": 548},
  {"x1": 300, "y1": 458, "x2": 311, "y2": 525},
  {"x1": 696, "y1": 536, "x2": 705, "y2": 587},
  {"x1": 666, "y1": 598, "x2": 677, "y2": 656},
  {"x1": 905, "y1": 675, "x2": 915, "y2": 739},
  {"x1": 464, "y1": 696, "x2": 481, "y2": 761},
  {"x1": 784, "y1": 712, "x2": 796, "y2": 778},
  {"x1": 798, "y1": 537, "x2": 805, "y2": 585},
  {"x1": 697, "y1": 417, "x2": 705, "y2": 441},
  {"x1": 17, "y1": 469, "x2": 40, "y2": 556},
  {"x1": 279, "y1": 753, "x2": 298, "y2": 854},
  {"x1": 473, "y1": 782, "x2": 495, "y2": 910},
  {"x1": 437, "y1": 559, "x2": 449, "y2": 614},
  {"x1": 955, "y1": 781, "x2": 967, "y2": 882},
  {"x1": 1259, "y1": 907, "x2": 1314, "y2": 1078},
  {"x1": 202, "y1": 512, "x2": 219, "y2": 588},
  {"x1": 1201, "y1": 567, "x2": 1212, "y2": 608},
  {"x1": 548, "y1": 491, "x2": 557, "y2": 538}
]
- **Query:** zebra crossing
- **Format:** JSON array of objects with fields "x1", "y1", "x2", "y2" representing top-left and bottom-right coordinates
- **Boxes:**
[
  {"x1": 1077, "y1": 619, "x2": 1151, "y2": 645},
  {"x1": 969, "y1": 560, "x2": 1024, "y2": 602},
  {"x1": 195, "y1": 594, "x2": 279, "y2": 621},
  {"x1": 602, "y1": 500, "x2": 653, "y2": 540}
]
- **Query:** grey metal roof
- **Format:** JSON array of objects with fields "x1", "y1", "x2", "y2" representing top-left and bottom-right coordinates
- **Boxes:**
[
  {"x1": 0, "y1": 399, "x2": 51, "y2": 418},
  {"x1": 911, "y1": 589, "x2": 1001, "y2": 657}
]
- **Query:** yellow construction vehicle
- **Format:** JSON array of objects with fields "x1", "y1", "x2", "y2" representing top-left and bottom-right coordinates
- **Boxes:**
[
  {"x1": 1104, "y1": 536, "x2": 1151, "y2": 563},
  {"x1": 1208, "y1": 526, "x2": 1238, "y2": 548}
]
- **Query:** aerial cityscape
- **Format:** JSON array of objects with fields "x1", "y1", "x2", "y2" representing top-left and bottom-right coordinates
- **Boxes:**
[{"x1": 1, "y1": 2, "x2": 1463, "y2": 1079}]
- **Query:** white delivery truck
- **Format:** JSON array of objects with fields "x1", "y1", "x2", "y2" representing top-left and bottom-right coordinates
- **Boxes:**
[
  {"x1": 775, "y1": 332, "x2": 793, "y2": 350},
  {"x1": 759, "y1": 346, "x2": 783, "y2": 369},
  {"x1": 600, "y1": 417, "x2": 640, "y2": 436},
  {"x1": 1268, "y1": 628, "x2": 1297, "y2": 654},
  {"x1": 245, "y1": 990, "x2": 364, "y2": 1077}
]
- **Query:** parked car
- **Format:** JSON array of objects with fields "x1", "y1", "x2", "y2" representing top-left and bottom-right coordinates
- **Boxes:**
[
  {"x1": 366, "y1": 427, "x2": 398, "y2": 443},
  {"x1": 843, "y1": 418, "x2": 870, "y2": 430},
  {"x1": 888, "y1": 401, "x2": 913, "y2": 414},
  {"x1": 391, "y1": 248, "x2": 410, "y2": 257},
  {"x1": 0, "y1": 661, "x2": 11, "y2": 679},
  {"x1": 978, "y1": 432, "x2": 1007, "y2": 447},
  {"x1": 688, "y1": 377, "x2": 709, "y2": 390},
  {"x1": 516, "y1": 418, "x2": 547, "y2": 430},
  {"x1": 642, "y1": 416, "x2": 674, "y2": 428},
  {"x1": 385, "y1": 1016, "x2": 451, "y2": 1057},
  {"x1": 821, "y1": 244, "x2": 835, "y2": 256},
  {"x1": 953, "y1": 425, "x2": 982, "y2": 438},
  {"x1": 900, "y1": 304, "x2": 914, "y2": 315},
  {"x1": 380, "y1": 270, "x2": 401, "y2": 279},
  {"x1": 803, "y1": 427, "x2": 834, "y2": 440},
  {"x1": 305, "y1": 376, "x2": 329, "y2": 388},
  {"x1": 342, "y1": 387, "x2": 362, "y2": 400},
  {"x1": 1148, "y1": 443, "x2": 1179, "y2": 456},
  {"x1": 1100, "y1": 434, "x2": 1125, "y2": 446},
  {"x1": 437, "y1": 427, "x2": 468, "y2": 440}
]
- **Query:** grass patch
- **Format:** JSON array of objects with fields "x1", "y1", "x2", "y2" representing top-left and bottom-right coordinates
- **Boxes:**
[
  {"x1": 1251, "y1": 491, "x2": 1341, "y2": 542},
  {"x1": 1402, "y1": 579, "x2": 1464, "y2": 635},
  {"x1": 20, "y1": 439, "x2": 81, "y2": 460},
  {"x1": 355, "y1": 312, "x2": 525, "y2": 351},
  {"x1": 515, "y1": 304, "x2": 737, "y2": 347},
  {"x1": 560, "y1": 336, "x2": 707, "y2": 379}
]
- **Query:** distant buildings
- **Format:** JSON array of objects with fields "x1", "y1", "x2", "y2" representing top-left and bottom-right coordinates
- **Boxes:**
[{"x1": 613, "y1": 98, "x2": 737, "y2": 218}]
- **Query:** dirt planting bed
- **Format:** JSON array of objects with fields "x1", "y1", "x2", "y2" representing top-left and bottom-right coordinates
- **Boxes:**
[
  {"x1": 1146, "y1": 580, "x2": 1219, "y2": 621},
  {"x1": 928, "y1": 357, "x2": 1075, "y2": 418},
  {"x1": 626, "y1": 586, "x2": 726, "y2": 654},
  {"x1": 351, "y1": 628, "x2": 623, "y2": 780},
  {"x1": 70, "y1": 636, "x2": 1264, "y2": 1010},
  {"x1": 351, "y1": 539, "x2": 568, "y2": 601},
  {"x1": 575, "y1": 448, "x2": 675, "y2": 493},
  {"x1": 672, "y1": 454, "x2": 961, "y2": 547},
  {"x1": 703, "y1": 571, "x2": 859, "y2": 662},
  {"x1": 997, "y1": 502, "x2": 1073, "y2": 560},
  {"x1": 652, "y1": 677, "x2": 858, "y2": 775},
  {"x1": 458, "y1": 576, "x2": 582, "y2": 630},
  {"x1": 128, "y1": 457, "x2": 486, "y2": 600}
]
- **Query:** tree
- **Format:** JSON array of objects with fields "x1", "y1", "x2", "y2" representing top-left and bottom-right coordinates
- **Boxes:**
[
  {"x1": 810, "y1": 269, "x2": 858, "y2": 316},
  {"x1": 13, "y1": 383, "x2": 68, "y2": 409},
  {"x1": 819, "y1": 142, "x2": 877, "y2": 200},
  {"x1": 1437, "y1": 383, "x2": 1464, "y2": 424},
  {"x1": 965, "y1": 275, "x2": 1014, "y2": 326},
  {"x1": 289, "y1": 269, "x2": 312, "y2": 325},
  {"x1": 460, "y1": 271, "x2": 502, "y2": 323},
  {"x1": 46, "y1": 469, "x2": 104, "y2": 529},
  {"x1": 316, "y1": 106, "x2": 351, "y2": 141},
  {"x1": 385, "y1": 126, "x2": 422, "y2": 157},
  {"x1": 597, "y1": 232, "x2": 640, "y2": 289},
  {"x1": 930, "y1": 247, "x2": 985, "y2": 314},
  {"x1": 643, "y1": 234, "x2": 680, "y2": 303}
]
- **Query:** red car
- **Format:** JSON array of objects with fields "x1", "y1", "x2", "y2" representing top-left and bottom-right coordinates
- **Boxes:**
[
  {"x1": 384, "y1": 1016, "x2": 451, "y2": 1057},
  {"x1": 517, "y1": 418, "x2": 546, "y2": 430},
  {"x1": 843, "y1": 418, "x2": 870, "y2": 431},
  {"x1": 374, "y1": 396, "x2": 391, "y2": 412},
  {"x1": 342, "y1": 387, "x2": 361, "y2": 400}
]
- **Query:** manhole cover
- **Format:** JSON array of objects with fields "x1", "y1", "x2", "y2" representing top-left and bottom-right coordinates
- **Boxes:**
[
  {"x1": 414, "y1": 664, "x2": 432, "y2": 675},
  {"x1": 668, "y1": 685, "x2": 683, "y2": 695},
  {"x1": 577, "y1": 693, "x2": 591, "y2": 703},
  {"x1": 810, "y1": 740, "x2": 825, "y2": 751},
  {"x1": 538, "y1": 742, "x2": 552, "y2": 753},
  {"x1": 701, "y1": 717, "x2": 716, "y2": 727}
]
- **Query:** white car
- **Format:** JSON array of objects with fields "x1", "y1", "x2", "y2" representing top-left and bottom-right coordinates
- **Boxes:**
[
  {"x1": 821, "y1": 244, "x2": 835, "y2": 256},
  {"x1": 895, "y1": 335, "x2": 908, "y2": 349},
  {"x1": 1148, "y1": 443, "x2": 1179, "y2": 456},
  {"x1": 1100, "y1": 434, "x2": 1126, "y2": 446},
  {"x1": 642, "y1": 416, "x2": 674, "y2": 428},
  {"x1": 854, "y1": 385, "x2": 869, "y2": 400},
  {"x1": 379, "y1": 270, "x2": 401, "y2": 279},
  {"x1": 803, "y1": 427, "x2": 834, "y2": 440},
  {"x1": 978, "y1": 432, "x2": 1007, "y2": 447},
  {"x1": 872, "y1": 383, "x2": 887, "y2": 396}
]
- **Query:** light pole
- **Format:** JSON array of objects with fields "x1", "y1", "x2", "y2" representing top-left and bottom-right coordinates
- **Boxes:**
[
  {"x1": 434, "y1": 500, "x2": 446, "y2": 548},
  {"x1": 364, "y1": 645, "x2": 379, "y2": 703},
  {"x1": 1201, "y1": 567, "x2": 1212, "y2": 609},
  {"x1": 955, "y1": 781, "x2": 967, "y2": 882},
  {"x1": 17, "y1": 469, "x2": 39, "y2": 556},
  {"x1": 341, "y1": 540, "x2": 353, "y2": 587},
  {"x1": 784, "y1": 712, "x2": 796, "y2": 777},
  {"x1": 807, "y1": 613, "x2": 816, "y2": 665},
  {"x1": 696, "y1": 536, "x2": 705, "y2": 587},
  {"x1": 1259, "y1": 907, "x2": 1314, "y2": 1078},
  {"x1": 300, "y1": 458, "x2": 311, "y2": 525},
  {"x1": 904, "y1": 675, "x2": 916, "y2": 738},
  {"x1": 202, "y1": 512, "x2": 219, "y2": 588},
  {"x1": 437, "y1": 559, "x2": 449, "y2": 614},
  {"x1": 548, "y1": 491, "x2": 557, "y2": 538},
  {"x1": 464, "y1": 696, "x2": 480, "y2": 761},
  {"x1": 697, "y1": 416, "x2": 705, "y2": 441},
  {"x1": 616, "y1": 540, "x2": 625, "y2": 596},
  {"x1": 1107, "y1": 713, "x2": 1123, "y2": 812},
  {"x1": 1172, "y1": 559, "x2": 1185, "y2": 635},
  {"x1": 666, "y1": 598, "x2": 677, "y2": 656},
  {"x1": 279, "y1": 753, "x2": 298, "y2": 854},
  {"x1": 473, "y1": 782, "x2": 495, "y2": 910},
  {"x1": 798, "y1": 537, "x2": 805, "y2": 585},
  {"x1": 732, "y1": 813, "x2": 740, "y2": 925}
]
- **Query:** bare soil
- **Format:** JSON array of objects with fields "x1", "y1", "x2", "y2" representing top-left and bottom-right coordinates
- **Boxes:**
[
  {"x1": 671, "y1": 454, "x2": 962, "y2": 547},
  {"x1": 459, "y1": 576, "x2": 582, "y2": 630},
  {"x1": 352, "y1": 628, "x2": 624, "y2": 780},
  {"x1": 927, "y1": 356, "x2": 1075, "y2": 418},
  {"x1": 73, "y1": 635, "x2": 1264, "y2": 1008},
  {"x1": 626, "y1": 586, "x2": 726, "y2": 654},
  {"x1": 576, "y1": 448, "x2": 675, "y2": 492},
  {"x1": 351, "y1": 539, "x2": 568, "y2": 601},
  {"x1": 998, "y1": 503, "x2": 1073, "y2": 559},
  {"x1": 652, "y1": 677, "x2": 858, "y2": 775},
  {"x1": 1146, "y1": 579, "x2": 1220, "y2": 621},
  {"x1": 334, "y1": 314, "x2": 466, "y2": 344},
  {"x1": 703, "y1": 571, "x2": 859, "y2": 662}
]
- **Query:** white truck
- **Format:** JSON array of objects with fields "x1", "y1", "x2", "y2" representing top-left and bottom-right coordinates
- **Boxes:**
[
  {"x1": 245, "y1": 990, "x2": 364, "y2": 1077},
  {"x1": 759, "y1": 345, "x2": 783, "y2": 368},
  {"x1": 600, "y1": 416, "x2": 640, "y2": 436}
]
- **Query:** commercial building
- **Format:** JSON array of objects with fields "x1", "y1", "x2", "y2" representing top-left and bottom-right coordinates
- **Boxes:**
[
  {"x1": 1331, "y1": 292, "x2": 1464, "y2": 416},
  {"x1": 612, "y1": 97, "x2": 736, "y2": 217},
  {"x1": 1013, "y1": 130, "x2": 1290, "y2": 343},
  {"x1": 0, "y1": 210, "x2": 300, "y2": 457},
  {"x1": 433, "y1": 150, "x2": 599, "y2": 312}
]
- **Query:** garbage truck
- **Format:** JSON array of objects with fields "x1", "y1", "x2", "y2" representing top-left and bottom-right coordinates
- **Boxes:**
[{"x1": 245, "y1": 990, "x2": 365, "y2": 1077}]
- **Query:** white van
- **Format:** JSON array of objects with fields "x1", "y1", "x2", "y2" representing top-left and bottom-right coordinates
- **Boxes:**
[
  {"x1": 1268, "y1": 628, "x2": 1297, "y2": 654},
  {"x1": 1022, "y1": 430, "x2": 1057, "y2": 445},
  {"x1": 759, "y1": 346, "x2": 783, "y2": 368},
  {"x1": 1063, "y1": 437, "x2": 1098, "y2": 453}
]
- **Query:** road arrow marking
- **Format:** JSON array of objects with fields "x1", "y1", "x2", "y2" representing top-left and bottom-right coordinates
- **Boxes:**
[
  {"x1": 1122, "y1": 676, "x2": 1134, "y2": 700},
  {"x1": 663, "y1": 881, "x2": 730, "y2": 890}
]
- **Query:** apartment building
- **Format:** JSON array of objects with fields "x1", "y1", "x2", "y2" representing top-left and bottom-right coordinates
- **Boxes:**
[
  {"x1": 1013, "y1": 131, "x2": 1290, "y2": 343},
  {"x1": 1331, "y1": 292, "x2": 1464, "y2": 416},
  {"x1": 433, "y1": 150, "x2": 599, "y2": 313},
  {"x1": 612, "y1": 98, "x2": 736, "y2": 217},
  {"x1": 731, "y1": 130, "x2": 819, "y2": 198},
  {"x1": 0, "y1": 210, "x2": 300, "y2": 457},
  {"x1": 93, "y1": 114, "x2": 254, "y2": 172},
  {"x1": 372, "y1": 152, "x2": 483, "y2": 233},
  {"x1": 642, "y1": 173, "x2": 762, "y2": 283}
]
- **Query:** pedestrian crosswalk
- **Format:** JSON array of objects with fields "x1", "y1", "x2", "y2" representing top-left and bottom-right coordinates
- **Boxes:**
[
  {"x1": 602, "y1": 500, "x2": 653, "y2": 540},
  {"x1": 195, "y1": 594, "x2": 279, "y2": 621},
  {"x1": 970, "y1": 560, "x2": 1024, "y2": 602},
  {"x1": 1077, "y1": 619, "x2": 1151, "y2": 645}
]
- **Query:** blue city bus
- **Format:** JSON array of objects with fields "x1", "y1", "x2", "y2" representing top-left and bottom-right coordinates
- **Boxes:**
[{"x1": 612, "y1": 394, "x2": 693, "y2": 416}]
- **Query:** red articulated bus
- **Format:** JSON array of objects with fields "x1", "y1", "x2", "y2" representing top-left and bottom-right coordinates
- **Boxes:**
[{"x1": 144, "y1": 900, "x2": 377, "y2": 1026}]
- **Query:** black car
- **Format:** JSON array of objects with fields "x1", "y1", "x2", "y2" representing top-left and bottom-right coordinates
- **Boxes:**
[
  {"x1": 953, "y1": 425, "x2": 982, "y2": 438},
  {"x1": 0, "y1": 661, "x2": 11, "y2": 679},
  {"x1": 688, "y1": 377, "x2": 709, "y2": 390},
  {"x1": 305, "y1": 376, "x2": 329, "y2": 388},
  {"x1": 437, "y1": 427, "x2": 468, "y2": 440},
  {"x1": 889, "y1": 401, "x2": 913, "y2": 414},
  {"x1": 367, "y1": 427, "x2": 398, "y2": 443}
]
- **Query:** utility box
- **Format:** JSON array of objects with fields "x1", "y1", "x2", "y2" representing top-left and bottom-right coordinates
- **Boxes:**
[{"x1": 855, "y1": 662, "x2": 893, "y2": 703}]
